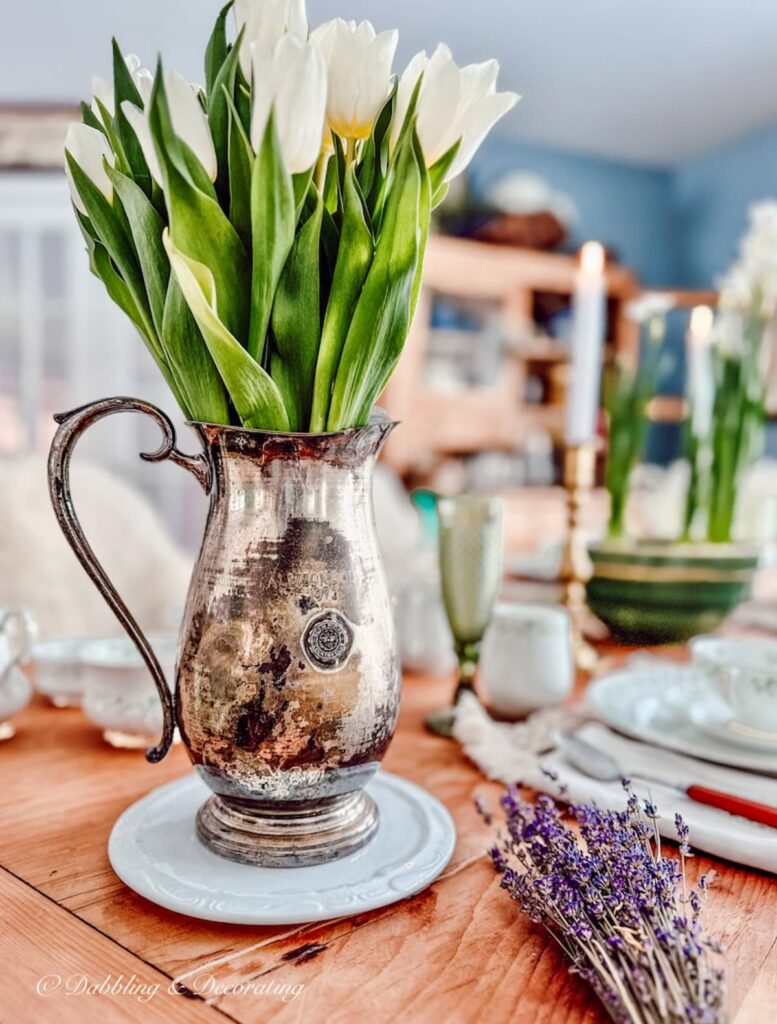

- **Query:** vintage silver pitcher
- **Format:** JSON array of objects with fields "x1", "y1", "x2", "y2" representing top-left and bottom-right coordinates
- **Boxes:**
[{"x1": 48, "y1": 397, "x2": 400, "y2": 867}]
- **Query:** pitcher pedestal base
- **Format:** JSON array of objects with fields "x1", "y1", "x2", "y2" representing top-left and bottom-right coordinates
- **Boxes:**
[{"x1": 196, "y1": 791, "x2": 380, "y2": 868}]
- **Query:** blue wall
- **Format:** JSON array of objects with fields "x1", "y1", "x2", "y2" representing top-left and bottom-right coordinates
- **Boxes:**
[
  {"x1": 469, "y1": 124, "x2": 777, "y2": 290},
  {"x1": 672, "y1": 125, "x2": 777, "y2": 287},
  {"x1": 469, "y1": 134, "x2": 677, "y2": 286}
]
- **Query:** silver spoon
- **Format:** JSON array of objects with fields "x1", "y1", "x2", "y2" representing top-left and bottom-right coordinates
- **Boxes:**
[{"x1": 557, "y1": 730, "x2": 777, "y2": 828}]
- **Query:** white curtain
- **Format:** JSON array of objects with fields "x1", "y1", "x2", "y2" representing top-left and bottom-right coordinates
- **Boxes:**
[{"x1": 0, "y1": 171, "x2": 205, "y2": 550}]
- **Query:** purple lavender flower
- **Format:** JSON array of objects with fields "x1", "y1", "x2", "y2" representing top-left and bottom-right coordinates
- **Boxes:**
[{"x1": 485, "y1": 788, "x2": 727, "y2": 1024}]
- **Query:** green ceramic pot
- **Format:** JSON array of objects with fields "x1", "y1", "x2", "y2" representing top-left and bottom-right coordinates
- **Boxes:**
[{"x1": 586, "y1": 541, "x2": 761, "y2": 645}]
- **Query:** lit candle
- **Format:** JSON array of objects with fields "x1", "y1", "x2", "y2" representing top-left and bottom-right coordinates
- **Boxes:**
[
  {"x1": 565, "y1": 241, "x2": 607, "y2": 446},
  {"x1": 687, "y1": 305, "x2": 715, "y2": 438}
]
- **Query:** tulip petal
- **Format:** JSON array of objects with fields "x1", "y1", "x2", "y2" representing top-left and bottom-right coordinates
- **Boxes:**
[
  {"x1": 121, "y1": 100, "x2": 162, "y2": 183},
  {"x1": 166, "y1": 69, "x2": 218, "y2": 181},
  {"x1": 447, "y1": 90, "x2": 519, "y2": 180},
  {"x1": 64, "y1": 123, "x2": 115, "y2": 213}
]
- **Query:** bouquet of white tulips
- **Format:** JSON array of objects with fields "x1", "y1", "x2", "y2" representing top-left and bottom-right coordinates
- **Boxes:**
[{"x1": 65, "y1": 1, "x2": 518, "y2": 432}]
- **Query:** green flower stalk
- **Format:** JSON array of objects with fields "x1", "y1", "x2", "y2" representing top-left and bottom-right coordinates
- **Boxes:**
[
  {"x1": 603, "y1": 309, "x2": 667, "y2": 540},
  {"x1": 683, "y1": 201, "x2": 777, "y2": 543},
  {"x1": 705, "y1": 305, "x2": 768, "y2": 542},
  {"x1": 64, "y1": 4, "x2": 519, "y2": 433}
]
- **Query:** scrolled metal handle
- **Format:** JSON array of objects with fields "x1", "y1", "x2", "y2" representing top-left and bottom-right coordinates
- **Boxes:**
[{"x1": 47, "y1": 396, "x2": 210, "y2": 762}]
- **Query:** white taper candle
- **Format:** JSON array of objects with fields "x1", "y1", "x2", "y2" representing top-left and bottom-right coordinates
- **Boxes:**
[{"x1": 565, "y1": 241, "x2": 607, "y2": 446}]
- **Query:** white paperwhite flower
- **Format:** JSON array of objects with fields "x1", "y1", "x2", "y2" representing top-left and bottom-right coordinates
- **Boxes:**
[
  {"x1": 250, "y1": 35, "x2": 326, "y2": 173},
  {"x1": 625, "y1": 292, "x2": 676, "y2": 324},
  {"x1": 64, "y1": 123, "x2": 115, "y2": 214},
  {"x1": 312, "y1": 19, "x2": 397, "y2": 141},
  {"x1": 718, "y1": 200, "x2": 777, "y2": 319},
  {"x1": 234, "y1": 0, "x2": 307, "y2": 77},
  {"x1": 392, "y1": 44, "x2": 519, "y2": 181},
  {"x1": 122, "y1": 69, "x2": 218, "y2": 184}
]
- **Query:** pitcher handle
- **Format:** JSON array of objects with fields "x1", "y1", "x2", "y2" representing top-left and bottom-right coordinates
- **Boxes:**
[{"x1": 47, "y1": 396, "x2": 211, "y2": 763}]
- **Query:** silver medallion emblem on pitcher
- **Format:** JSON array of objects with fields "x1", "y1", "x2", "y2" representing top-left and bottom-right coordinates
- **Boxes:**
[{"x1": 302, "y1": 610, "x2": 354, "y2": 671}]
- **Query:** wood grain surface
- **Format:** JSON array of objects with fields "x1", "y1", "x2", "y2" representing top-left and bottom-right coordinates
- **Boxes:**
[{"x1": 1, "y1": 673, "x2": 774, "y2": 1024}]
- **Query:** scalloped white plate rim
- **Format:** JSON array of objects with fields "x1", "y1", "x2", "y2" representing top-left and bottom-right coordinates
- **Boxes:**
[
  {"x1": 108, "y1": 770, "x2": 456, "y2": 925},
  {"x1": 586, "y1": 665, "x2": 777, "y2": 775}
]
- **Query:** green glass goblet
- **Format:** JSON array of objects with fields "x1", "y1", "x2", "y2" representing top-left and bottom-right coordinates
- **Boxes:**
[{"x1": 425, "y1": 494, "x2": 504, "y2": 736}]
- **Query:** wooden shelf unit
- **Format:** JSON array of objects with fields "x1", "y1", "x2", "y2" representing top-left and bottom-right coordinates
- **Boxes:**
[{"x1": 382, "y1": 234, "x2": 641, "y2": 476}]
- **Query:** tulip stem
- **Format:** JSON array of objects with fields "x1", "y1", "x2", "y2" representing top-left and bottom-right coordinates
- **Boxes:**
[
  {"x1": 345, "y1": 137, "x2": 357, "y2": 167},
  {"x1": 315, "y1": 152, "x2": 330, "y2": 193}
]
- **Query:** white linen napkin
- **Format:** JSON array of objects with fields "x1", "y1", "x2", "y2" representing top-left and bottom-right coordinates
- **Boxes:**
[{"x1": 453, "y1": 692, "x2": 777, "y2": 874}]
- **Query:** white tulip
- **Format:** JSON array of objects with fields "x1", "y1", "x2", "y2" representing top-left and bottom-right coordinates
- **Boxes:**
[
  {"x1": 90, "y1": 54, "x2": 149, "y2": 125},
  {"x1": 121, "y1": 69, "x2": 218, "y2": 185},
  {"x1": 91, "y1": 76, "x2": 114, "y2": 121},
  {"x1": 234, "y1": 0, "x2": 307, "y2": 77},
  {"x1": 250, "y1": 34, "x2": 326, "y2": 173},
  {"x1": 392, "y1": 44, "x2": 519, "y2": 181},
  {"x1": 312, "y1": 19, "x2": 397, "y2": 141},
  {"x1": 64, "y1": 123, "x2": 115, "y2": 215}
]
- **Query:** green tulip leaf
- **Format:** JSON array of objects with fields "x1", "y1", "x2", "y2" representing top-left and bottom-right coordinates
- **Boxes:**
[
  {"x1": 91, "y1": 242, "x2": 189, "y2": 415},
  {"x1": 111, "y1": 41, "x2": 151, "y2": 192},
  {"x1": 65, "y1": 150, "x2": 155, "y2": 343},
  {"x1": 248, "y1": 110, "x2": 295, "y2": 364},
  {"x1": 224, "y1": 87, "x2": 253, "y2": 247},
  {"x1": 358, "y1": 83, "x2": 396, "y2": 210},
  {"x1": 292, "y1": 168, "x2": 315, "y2": 221},
  {"x1": 162, "y1": 275, "x2": 231, "y2": 424},
  {"x1": 207, "y1": 26, "x2": 243, "y2": 203},
  {"x1": 310, "y1": 165, "x2": 373, "y2": 431},
  {"x1": 149, "y1": 64, "x2": 250, "y2": 345},
  {"x1": 322, "y1": 148, "x2": 339, "y2": 213},
  {"x1": 327, "y1": 131, "x2": 421, "y2": 430},
  {"x1": 106, "y1": 165, "x2": 169, "y2": 338},
  {"x1": 427, "y1": 138, "x2": 460, "y2": 199},
  {"x1": 410, "y1": 130, "x2": 432, "y2": 320},
  {"x1": 80, "y1": 101, "x2": 104, "y2": 134},
  {"x1": 164, "y1": 232, "x2": 289, "y2": 430},
  {"x1": 204, "y1": 2, "x2": 233, "y2": 97},
  {"x1": 235, "y1": 68, "x2": 252, "y2": 135},
  {"x1": 112, "y1": 38, "x2": 144, "y2": 108},
  {"x1": 271, "y1": 192, "x2": 324, "y2": 431}
]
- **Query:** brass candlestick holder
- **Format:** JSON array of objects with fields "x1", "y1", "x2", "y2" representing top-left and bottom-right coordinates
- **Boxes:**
[{"x1": 559, "y1": 443, "x2": 599, "y2": 672}]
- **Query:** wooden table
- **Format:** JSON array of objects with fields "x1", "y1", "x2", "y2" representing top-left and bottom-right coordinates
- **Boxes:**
[{"x1": 2, "y1": 674, "x2": 775, "y2": 1024}]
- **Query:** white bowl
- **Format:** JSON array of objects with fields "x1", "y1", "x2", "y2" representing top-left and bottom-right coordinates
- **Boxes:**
[
  {"x1": 32, "y1": 637, "x2": 90, "y2": 707},
  {"x1": 79, "y1": 634, "x2": 178, "y2": 749}
]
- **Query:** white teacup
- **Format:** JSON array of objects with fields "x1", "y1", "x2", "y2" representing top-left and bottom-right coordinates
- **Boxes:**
[
  {"x1": 689, "y1": 635, "x2": 777, "y2": 738},
  {"x1": 479, "y1": 603, "x2": 573, "y2": 718},
  {"x1": 0, "y1": 608, "x2": 36, "y2": 739}
]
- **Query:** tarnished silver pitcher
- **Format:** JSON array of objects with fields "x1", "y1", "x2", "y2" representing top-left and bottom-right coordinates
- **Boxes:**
[{"x1": 48, "y1": 397, "x2": 400, "y2": 867}]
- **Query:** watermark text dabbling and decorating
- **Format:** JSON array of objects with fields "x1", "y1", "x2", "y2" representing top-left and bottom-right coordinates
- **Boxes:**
[{"x1": 36, "y1": 972, "x2": 305, "y2": 1004}]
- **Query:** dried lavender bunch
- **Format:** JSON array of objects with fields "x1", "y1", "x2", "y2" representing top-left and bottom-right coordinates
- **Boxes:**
[{"x1": 487, "y1": 785, "x2": 726, "y2": 1024}]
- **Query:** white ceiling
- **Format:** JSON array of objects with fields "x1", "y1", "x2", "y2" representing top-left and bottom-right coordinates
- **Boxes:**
[{"x1": 2, "y1": 0, "x2": 777, "y2": 166}]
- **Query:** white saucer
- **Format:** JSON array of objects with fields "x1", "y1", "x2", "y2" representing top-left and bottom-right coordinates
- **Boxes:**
[
  {"x1": 689, "y1": 694, "x2": 777, "y2": 750},
  {"x1": 108, "y1": 771, "x2": 456, "y2": 925},
  {"x1": 586, "y1": 665, "x2": 777, "y2": 774}
]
